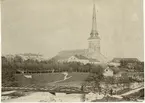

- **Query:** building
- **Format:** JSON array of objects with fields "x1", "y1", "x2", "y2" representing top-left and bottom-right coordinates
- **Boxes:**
[
  {"x1": 103, "y1": 67, "x2": 121, "y2": 77},
  {"x1": 111, "y1": 57, "x2": 140, "y2": 68},
  {"x1": 57, "y1": 54, "x2": 89, "y2": 64},
  {"x1": 4, "y1": 53, "x2": 48, "y2": 62},
  {"x1": 67, "y1": 55, "x2": 89, "y2": 64},
  {"x1": 17, "y1": 53, "x2": 44, "y2": 61},
  {"x1": 111, "y1": 58, "x2": 139, "y2": 63},
  {"x1": 108, "y1": 62, "x2": 121, "y2": 67},
  {"x1": 53, "y1": 3, "x2": 107, "y2": 63},
  {"x1": 103, "y1": 67, "x2": 114, "y2": 77},
  {"x1": 58, "y1": 54, "x2": 101, "y2": 64}
]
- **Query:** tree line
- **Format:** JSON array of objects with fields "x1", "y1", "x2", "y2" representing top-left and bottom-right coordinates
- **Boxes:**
[{"x1": 2, "y1": 55, "x2": 105, "y2": 73}]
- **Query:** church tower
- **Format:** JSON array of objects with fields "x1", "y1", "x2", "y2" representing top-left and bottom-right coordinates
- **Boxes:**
[{"x1": 88, "y1": 3, "x2": 100, "y2": 53}]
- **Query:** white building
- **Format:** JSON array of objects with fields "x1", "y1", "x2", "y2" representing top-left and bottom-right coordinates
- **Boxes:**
[
  {"x1": 67, "y1": 55, "x2": 89, "y2": 64},
  {"x1": 108, "y1": 62, "x2": 120, "y2": 67},
  {"x1": 103, "y1": 67, "x2": 121, "y2": 77},
  {"x1": 17, "y1": 53, "x2": 47, "y2": 61},
  {"x1": 103, "y1": 67, "x2": 114, "y2": 77},
  {"x1": 57, "y1": 54, "x2": 100, "y2": 64}
]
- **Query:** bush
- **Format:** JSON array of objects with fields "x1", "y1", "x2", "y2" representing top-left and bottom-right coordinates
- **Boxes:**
[{"x1": 2, "y1": 67, "x2": 17, "y2": 87}]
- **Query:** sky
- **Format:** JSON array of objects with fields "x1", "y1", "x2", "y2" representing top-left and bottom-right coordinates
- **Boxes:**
[{"x1": 1, "y1": 0, "x2": 144, "y2": 61}]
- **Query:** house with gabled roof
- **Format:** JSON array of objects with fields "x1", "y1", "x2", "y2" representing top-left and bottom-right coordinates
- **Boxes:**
[
  {"x1": 55, "y1": 54, "x2": 100, "y2": 64},
  {"x1": 103, "y1": 67, "x2": 121, "y2": 77},
  {"x1": 68, "y1": 55, "x2": 89, "y2": 64}
]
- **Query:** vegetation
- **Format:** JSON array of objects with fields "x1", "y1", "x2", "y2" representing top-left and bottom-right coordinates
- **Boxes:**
[
  {"x1": 119, "y1": 59, "x2": 144, "y2": 72},
  {"x1": 84, "y1": 65, "x2": 104, "y2": 93},
  {"x1": 2, "y1": 56, "x2": 18, "y2": 87},
  {"x1": 2, "y1": 56, "x2": 105, "y2": 87},
  {"x1": 2, "y1": 55, "x2": 144, "y2": 89},
  {"x1": 2, "y1": 56, "x2": 105, "y2": 73}
]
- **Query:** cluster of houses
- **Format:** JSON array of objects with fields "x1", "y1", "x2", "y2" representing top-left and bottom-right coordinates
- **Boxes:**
[{"x1": 103, "y1": 58, "x2": 142, "y2": 78}]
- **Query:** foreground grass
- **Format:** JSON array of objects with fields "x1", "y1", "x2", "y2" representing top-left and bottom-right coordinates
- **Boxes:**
[{"x1": 14, "y1": 72, "x2": 90, "y2": 87}]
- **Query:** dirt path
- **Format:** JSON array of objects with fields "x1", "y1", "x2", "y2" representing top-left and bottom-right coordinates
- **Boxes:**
[
  {"x1": 109, "y1": 86, "x2": 144, "y2": 99},
  {"x1": 47, "y1": 72, "x2": 72, "y2": 84},
  {"x1": 2, "y1": 91, "x2": 16, "y2": 95},
  {"x1": 121, "y1": 86, "x2": 143, "y2": 96}
]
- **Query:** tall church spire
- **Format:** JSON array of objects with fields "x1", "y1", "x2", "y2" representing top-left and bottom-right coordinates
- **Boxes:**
[
  {"x1": 88, "y1": 1, "x2": 100, "y2": 53},
  {"x1": 89, "y1": 1, "x2": 99, "y2": 39},
  {"x1": 92, "y1": 3, "x2": 97, "y2": 32}
]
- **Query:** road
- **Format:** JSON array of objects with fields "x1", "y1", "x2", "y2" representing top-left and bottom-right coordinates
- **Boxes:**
[
  {"x1": 47, "y1": 72, "x2": 72, "y2": 84},
  {"x1": 109, "y1": 86, "x2": 144, "y2": 99}
]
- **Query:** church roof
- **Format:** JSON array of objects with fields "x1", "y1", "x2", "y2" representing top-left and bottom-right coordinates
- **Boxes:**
[
  {"x1": 89, "y1": 58, "x2": 99, "y2": 62},
  {"x1": 74, "y1": 55, "x2": 88, "y2": 60},
  {"x1": 52, "y1": 49, "x2": 107, "y2": 63},
  {"x1": 52, "y1": 49, "x2": 87, "y2": 60}
]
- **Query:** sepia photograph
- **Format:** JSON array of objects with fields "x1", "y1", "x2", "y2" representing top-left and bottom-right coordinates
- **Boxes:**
[{"x1": 1, "y1": 0, "x2": 144, "y2": 102}]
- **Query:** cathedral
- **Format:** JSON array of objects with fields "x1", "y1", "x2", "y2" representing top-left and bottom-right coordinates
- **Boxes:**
[{"x1": 53, "y1": 3, "x2": 107, "y2": 63}]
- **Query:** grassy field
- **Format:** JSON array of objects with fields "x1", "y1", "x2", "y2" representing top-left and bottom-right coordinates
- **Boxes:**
[{"x1": 15, "y1": 72, "x2": 90, "y2": 87}]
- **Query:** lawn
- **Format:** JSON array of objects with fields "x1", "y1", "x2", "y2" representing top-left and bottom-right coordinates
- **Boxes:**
[{"x1": 14, "y1": 72, "x2": 90, "y2": 87}]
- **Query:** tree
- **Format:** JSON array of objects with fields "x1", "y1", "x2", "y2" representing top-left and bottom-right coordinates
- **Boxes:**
[
  {"x1": 85, "y1": 72, "x2": 104, "y2": 93},
  {"x1": 2, "y1": 57, "x2": 18, "y2": 87},
  {"x1": 104, "y1": 76, "x2": 115, "y2": 84},
  {"x1": 90, "y1": 64, "x2": 104, "y2": 75},
  {"x1": 120, "y1": 60, "x2": 127, "y2": 67},
  {"x1": 134, "y1": 63, "x2": 144, "y2": 72},
  {"x1": 14, "y1": 55, "x2": 23, "y2": 63}
]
